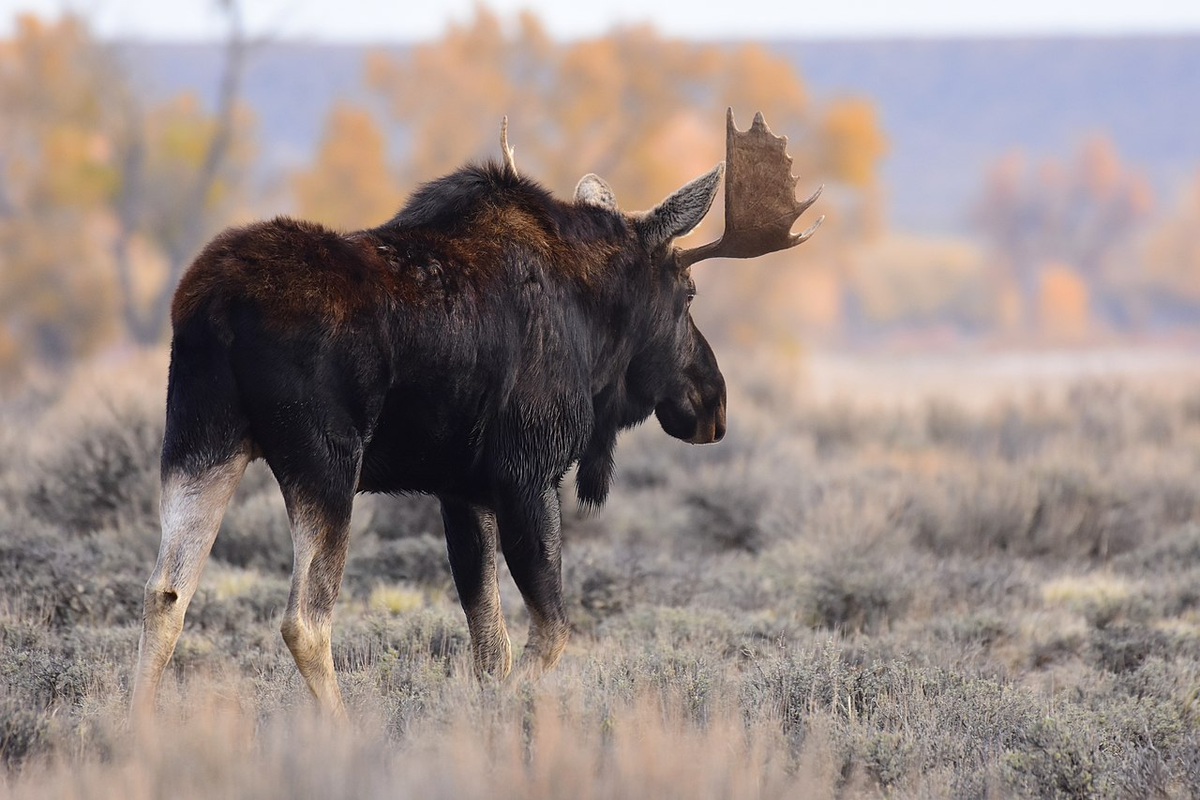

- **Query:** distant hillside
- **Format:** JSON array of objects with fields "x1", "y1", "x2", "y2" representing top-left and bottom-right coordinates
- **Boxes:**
[
  {"x1": 117, "y1": 37, "x2": 1200, "y2": 233},
  {"x1": 778, "y1": 38, "x2": 1200, "y2": 232}
]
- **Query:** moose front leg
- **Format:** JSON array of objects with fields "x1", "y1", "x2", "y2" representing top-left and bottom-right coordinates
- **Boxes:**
[
  {"x1": 496, "y1": 484, "x2": 569, "y2": 672},
  {"x1": 440, "y1": 498, "x2": 512, "y2": 679}
]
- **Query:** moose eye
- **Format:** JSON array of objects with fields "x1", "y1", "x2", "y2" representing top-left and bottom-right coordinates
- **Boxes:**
[{"x1": 685, "y1": 278, "x2": 697, "y2": 305}]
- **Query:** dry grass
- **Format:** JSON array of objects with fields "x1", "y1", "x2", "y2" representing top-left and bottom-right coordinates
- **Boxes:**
[
  {"x1": 2, "y1": 348, "x2": 1200, "y2": 798},
  {"x1": 2, "y1": 669, "x2": 814, "y2": 800}
]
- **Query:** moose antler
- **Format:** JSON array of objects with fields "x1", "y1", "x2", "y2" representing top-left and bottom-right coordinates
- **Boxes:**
[
  {"x1": 677, "y1": 109, "x2": 823, "y2": 268},
  {"x1": 500, "y1": 116, "x2": 518, "y2": 178}
]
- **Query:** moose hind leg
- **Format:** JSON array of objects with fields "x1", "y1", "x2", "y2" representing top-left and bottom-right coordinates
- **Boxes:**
[
  {"x1": 132, "y1": 445, "x2": 250, "y2": 720},
  {"x1": 497, "y1": 485, "x2": 569, "y2": 672},
  {"x1": 441, "y1": 499, "x2": 511, "y2": 679},
  {"x1": 276, "y1": 448, "x2": 359, "y2": 720}
]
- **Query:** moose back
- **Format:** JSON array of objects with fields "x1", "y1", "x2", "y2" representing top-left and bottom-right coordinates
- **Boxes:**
[{"x1": 131, "y1": 111, "x2": 822, "y2": 720}]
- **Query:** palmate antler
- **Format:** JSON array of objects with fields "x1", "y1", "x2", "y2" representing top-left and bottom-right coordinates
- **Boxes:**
[{"x1": 677, "y1": 109, "x2": 823, "y2": 268}]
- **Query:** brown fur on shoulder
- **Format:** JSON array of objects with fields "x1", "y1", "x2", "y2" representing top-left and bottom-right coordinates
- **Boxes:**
[
  {"x1": 172, "y1": 164, "x2": 629, "y2": 333},
  {"x1": 172, "y1": 217, "x2": 376, "y2": 329}
]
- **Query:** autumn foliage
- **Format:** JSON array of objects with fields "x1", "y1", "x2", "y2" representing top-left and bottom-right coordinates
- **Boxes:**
[
  {"x1": 362, "y1": 9, "x2": 883, "y2": 220},
  {"x1": 5, "y1": 7, "x2": 1200, "y2": 384},
  {"x1": 1142, "y1": 172, "x2": 1200, "y2": 317},
  {"x1": 0, "y1": 15, "x2": 123, "y2": 372},
  {"x1": 292, "y1": 104, "x2": 400, "y2": 230},
  {"x1": 973, "y1": 137, "x2": 1155, "y2": 334},
  {"x1": 0, "y1": 13, "x2": 252, "y2": 380},
  {"x1": 0, "y1": 8, "x2": 892, "y2": 382}
]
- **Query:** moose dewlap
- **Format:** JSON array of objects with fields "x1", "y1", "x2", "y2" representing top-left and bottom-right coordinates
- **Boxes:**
[{"x1": 132, "y1": 110, "x2": 822, "y2": 721}]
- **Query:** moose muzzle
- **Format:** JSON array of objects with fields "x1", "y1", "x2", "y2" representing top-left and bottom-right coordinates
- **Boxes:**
[{"x1": 686, "y1": 391, "x2": 727, "y2": 444}]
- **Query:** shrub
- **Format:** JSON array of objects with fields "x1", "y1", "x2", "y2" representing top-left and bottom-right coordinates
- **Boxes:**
[
  {"x1": 0, "y1": 697, "x2": 48, "y2": 769},
  {"x1": 358, "y1": 493, "x2": 444, "y2": 541},
  {"x1": 25, "y1": 397, "x2": 162, "y2": 538},
  {"x1": 337, "y1": 608, "x2": 469, "y2": 671},
  {"x1": 904, "y1": 460, "x2": 1152, "y2": 560},
  {"x1": 1027, "y1": 464, "x2": 1145, "y2": 560},
  {"x1": 684, "y1": 483, "x2": 769, "y2": 553},
  {"x1": 804, "y1": 555, "x2": 909, "y2": 634},
  {"x1": 188, "y1": 572, "x2": 291, "y2": 632},
  {"x1": 902, "y1": 464, "x2": 1038, "y2": 556},
  {"x1": 7, "y1": 361, "x2": 1200, "y2": 795},
  {"x1": 1113, "y1": 523, "x2": 1200, "y2": 576},
  {"x1": 213, "y1": 490, "x2": 293, "y2": 573},
  {"x1": 564, "y1": 549, "x2": 639, "y2": 629},
  {"x1": 343, "y1": 534, "x2": 451, "y2": 596},
  {"x1": 1002, "y1": 716, "x2": 1098, "y2": 799},
  {"x1": 0, "y1": 521, "x2": 144, "y2": 627},
  {"x1": 1109, "y1": 744, "x2": 1175, "y2": 799},
  {"x1": 1090, "y1": 624, "x2": 1173, "y2": 674}
]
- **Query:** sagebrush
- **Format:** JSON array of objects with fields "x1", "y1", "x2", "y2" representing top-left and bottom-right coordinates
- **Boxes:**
[{"x1": 2, "y1": 353, "x2": 1199, "y2": 798}]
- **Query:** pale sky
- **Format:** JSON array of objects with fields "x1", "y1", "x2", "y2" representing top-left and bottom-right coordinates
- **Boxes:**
[{"x1": 4, "y1": 0, "x2": 1200, "y2": 40}]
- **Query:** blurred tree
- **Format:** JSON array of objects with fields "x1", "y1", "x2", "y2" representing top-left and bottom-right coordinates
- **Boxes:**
[
  {"x1": 362, "y1": 9, "x2": 887, "y2": 346},
  {"x1": 1037, "y1": 262, "x2": 1090, "y2": 341},
  {"x1": 819, "y1": 98, "x2": 886, "y2": 190},
  {"x1": 819, "y1": 98, "x2": 887, "y2": 241},
  {"x1": 0, "y1": 14, "x2": 123, "y2": 373},
  {"x1": 848, "y1": 235, "x2": 991, "y2": 334},
  {"x1": 972, "y1": 136, "x2": 1153, "y2": 332},
  {"x1": 1140, "y1": 171, "x2": 1200, "y2": 326},
  {"x1": 110, "y1": 0, "x2": 252, "y2": 344},
  {"x1": 292, "y1": 103, "x2": 400, "y2": 229},
  {"x1": 364, "y1": 10, "x2": 888, "y2": 214},
  {"x1": 0, "y1": 7, "x2": 252, "y2": 381}
]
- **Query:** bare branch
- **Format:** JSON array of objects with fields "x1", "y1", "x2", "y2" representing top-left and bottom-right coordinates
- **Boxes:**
[{"x1": 142, "y1": 0, "x2": 250, "y2": 342}]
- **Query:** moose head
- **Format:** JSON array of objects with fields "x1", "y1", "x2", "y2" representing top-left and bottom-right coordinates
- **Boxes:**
[{"x1": 572, "y1": 109, "x2": 823, "y2": 448}]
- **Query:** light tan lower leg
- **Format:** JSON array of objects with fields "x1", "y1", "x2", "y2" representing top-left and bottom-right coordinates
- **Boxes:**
[
  {"x1": 522, "y1": 610, "x2": 569, "y2": 673},
  {"x1": 281, "y1": 506, "x2": 350, "y2": 719},
  {"x1": 281, "y1": 612, "x2": 345, "y2": 719},
  {"x1": 131, "y1": 449, "x2": 249, "y2": 721},
  {"x1": 466, "y1": 575, "x2": 512, "y2": 679}
]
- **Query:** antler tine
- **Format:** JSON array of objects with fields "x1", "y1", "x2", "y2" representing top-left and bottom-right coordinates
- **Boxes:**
[
  {"x1": 794, "y1": 214, "x2": 826, "y2": 244},
  {"x1": 500, "y1": 116, "x2": 518, "y2": 177},
  {"x1": 798, "y1": 184, "x2": 824, "y2": 217},
  {"x1": 678, "y1": 108, "x2": 822, "y2": 268}
]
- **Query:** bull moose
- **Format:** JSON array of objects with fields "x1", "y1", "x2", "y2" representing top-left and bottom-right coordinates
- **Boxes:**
[{"x1": 131, "y1": 110, "x2": 822, "y2": 720}]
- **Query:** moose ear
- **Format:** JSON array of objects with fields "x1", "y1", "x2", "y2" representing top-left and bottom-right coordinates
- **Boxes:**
[
  {"x1": 574, "y1": 173, "x2": 618, "y2": 210},
  {"x1": 634, "y1": 163, "x2": 724, "y2": 251}
]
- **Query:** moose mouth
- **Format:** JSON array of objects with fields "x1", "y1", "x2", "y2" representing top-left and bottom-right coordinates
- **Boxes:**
[{"x1": 655, "y1": 396, "x2": 726, "y2": 445}]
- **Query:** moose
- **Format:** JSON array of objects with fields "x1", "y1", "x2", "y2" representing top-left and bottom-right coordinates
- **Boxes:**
[{"x1": 131, "y1": 110, "x2": 822, "y2": 720}]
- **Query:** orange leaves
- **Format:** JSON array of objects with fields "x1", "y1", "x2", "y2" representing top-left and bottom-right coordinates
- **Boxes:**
[
  {"x1": 714, "y1": 44, "x2": 808, "y2": 136},
  {"x1": 819, "y1": 98, "x2": 887, "y2": 189},
  {"x1": 363, "y1": 8, "x2": 884, "y2": 215},
  {"x1": 34, "y1": 128, "x2": 118, "y2": 208},
  {"x1": 1037, "y1": 262, "x2": 1090, "y2": 341},
  {"x1": 1, "y1": 12, "x2": 253, "y2": 378},
  {"x1": 974, "y1": 135, "x2": 1157, "y2": 334},
  {"x1": 292, "y1": 104, "x2": 400, "y2": 230},
  {"x1": 1141, "y1": 168, "x2": 1200, "y2": 305}
]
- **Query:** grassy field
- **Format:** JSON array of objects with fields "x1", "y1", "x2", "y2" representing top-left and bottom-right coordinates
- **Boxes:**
[{"x1": 2, "y1": 349, "x2": 1199, "y2": 798}]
